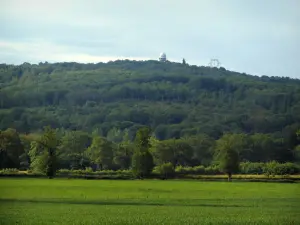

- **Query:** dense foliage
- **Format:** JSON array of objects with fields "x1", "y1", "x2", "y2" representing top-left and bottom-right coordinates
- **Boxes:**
[
  {"x1": 1, "y1": 126, "x2": 299, "y2": 178},
  {"x1": 1, "y1": 61, "x2": 299, "y2": 140},
  {"x1": 0, "y1": 61, "x2": 300, "y2": 177}
]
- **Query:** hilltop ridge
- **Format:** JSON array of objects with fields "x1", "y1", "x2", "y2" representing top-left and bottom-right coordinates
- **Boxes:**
[{"x1": 0, "y1": 60, "x2": 299, "y2": 139}]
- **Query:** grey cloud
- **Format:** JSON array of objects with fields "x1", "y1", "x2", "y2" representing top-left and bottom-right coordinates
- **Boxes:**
[{"x1": 0, "y1": 0, "x2": 299, "y2": 78}]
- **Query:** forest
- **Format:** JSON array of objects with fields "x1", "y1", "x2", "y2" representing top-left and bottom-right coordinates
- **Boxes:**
[{"x1": 0, "y1": 60, "x2": 300, "y2": 175}]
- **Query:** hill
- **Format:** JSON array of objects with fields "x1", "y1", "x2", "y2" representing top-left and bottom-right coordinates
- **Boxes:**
[{"x1": 0, "y1": 60, "x2": 299, "y2": 140}]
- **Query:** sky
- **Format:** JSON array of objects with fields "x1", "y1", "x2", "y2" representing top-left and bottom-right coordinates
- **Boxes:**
[{"x1": 0, "y1": 0, "x2": 299, "y2": 78}]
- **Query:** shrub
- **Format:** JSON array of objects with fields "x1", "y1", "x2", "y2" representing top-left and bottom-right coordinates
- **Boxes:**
[
  {"x1": 57, "y1": 169, "x2": 71, "y2": 175},
  {"x1": 175, "y1": 165, "x2": 220, "y2": 175},
  {"x1": 0, "y1": 168, "x2": 19, "y2": 174},
  {"x1": 155, "y1": 163, "x2": 175, "y2": 179},
  {"x1": 263, "y1": 161, "x2": 279, "y2": 176},
  {"x1": 175, "y1": 165, "x2": 185, "y2": 174},
  {"x1": 273, "y1": 162, "x2": 299, "y2": 175},
  {"x1": 175, "y1": 166, "x2": 192, "y2": 175},
  {"x1": 85, "y1": 167, "x2": 94, "y2": 173},
  {"x1": 192, "y1": 165, "x2": 205, "y2": 174},
  {"x1": 56, "y1": 169, "x2": 132, "y2": 177},
  {"x1": 204, "y1": 165, "x2": 221, "y2": 175},
  {"x1": 263, "y1": 161, "x2": 299, "y2": 176},
  {"x1": 240, "y1": 162, "x2": 265, "y2": 174}
]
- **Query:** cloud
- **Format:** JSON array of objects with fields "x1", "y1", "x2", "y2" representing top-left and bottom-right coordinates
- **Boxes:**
[
  {"x1": 0, "y1": 40, "x2": 152, "y2": 64},
  {"x1": 0, "y1": 0, "x2": 299, "y2": 78}
]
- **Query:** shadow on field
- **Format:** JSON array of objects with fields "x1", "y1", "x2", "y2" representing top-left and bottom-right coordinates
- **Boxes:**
[{"x1": 0, "y1": 198, "x2": 248, "y2": 208}]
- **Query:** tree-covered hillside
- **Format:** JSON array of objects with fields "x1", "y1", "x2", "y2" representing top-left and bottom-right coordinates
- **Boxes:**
[{"x1": 0, "y1": 60, "x2": 299, "y2": 140}]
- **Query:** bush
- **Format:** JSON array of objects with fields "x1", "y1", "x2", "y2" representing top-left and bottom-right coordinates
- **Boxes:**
[
  {"x1": 175, "y1": 165, "x2": 220, "y2": 175},
  {"x1": 204, "y1": 165, "x2": 221, "y2": 175},
  {"x1": 85, "y1": 167, "x2": 94, "y2": 173},
  {"x1": 57, "y1": 169, "x2": 71, "y2": 175},
  {"x1": 56, "y1": 169, "x2": 132, "y2": 177},
  {"x1": 240, "y1": 162, "x2": 265, "y2": 174},
  {"x1": 276, "y1": 163, "x2": 299, "y2": 175},
  {"x1": 175, "y1": 165, "x2": 187, "y2": 175},
  {"x1": 192, "y1": 165, "x2": 205, "y2": 174},
  {"x1": 1, "y1": 162, "x2": 298, "y2": 178},
  {"x1": 0, "y1": 168, "x2": 19, "y2": 174},
  {"x1": 155, "y1": 163, "x2": 175, "y2": 179},
  {"x1": 263, "y1": 161, "x2": 299, "y2": 176},
  {"x1": 173, "y1": 163, "x2": 299, "y2": 176},
  {"x1": 95, "y1": 170, "x2": 132, "y2": 176}
]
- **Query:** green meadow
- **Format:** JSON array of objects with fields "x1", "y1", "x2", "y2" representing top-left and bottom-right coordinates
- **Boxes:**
[{"x1": 0, "y1": 178, "x2": 299, "y2": 225}]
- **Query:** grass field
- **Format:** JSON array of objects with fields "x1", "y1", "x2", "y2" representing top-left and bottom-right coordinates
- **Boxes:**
[{"x1": 0, "y1": 178, "x2": 299, "y2": 225}]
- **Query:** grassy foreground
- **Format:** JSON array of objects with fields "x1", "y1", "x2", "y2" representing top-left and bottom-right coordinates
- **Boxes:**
[{"x1": 0, "y1": 178, "x2": 299, "y2": 225}]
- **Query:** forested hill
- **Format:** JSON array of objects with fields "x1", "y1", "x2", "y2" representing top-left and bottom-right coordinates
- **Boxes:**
[{"x1": 0, "y1": 60, "x2": 299, "y2": 140}]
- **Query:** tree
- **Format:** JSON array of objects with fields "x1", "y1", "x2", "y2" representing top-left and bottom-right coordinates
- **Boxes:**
[
  {"x1": 57, "y1": 130, "x2": 91, "y2": 169},
  {"x1": 29, "y1": 126, "x2": 59, "y2": 178},
  {"x1": 113, "y1": 143, "x2": 132, "y2": 169},
  {"x1": 247, "y1": 133, "x2": 274, "y2": 162},
  {"x1": 182, "y1": 58, "x2": 186, "y2": 65},
  {"x1": 131, "y1": 127, "x2": 154, "y2": 178},
  {"x1": 19, "y1": 133, "x2": 40, "y2": 170},
  {"x1": 42, "y1": 127, "x2": 60, "y2": 178},
  {"x1": 152, "y1": 140, "x2": 175, "y2": 165},
  {"x1": 0, "y1": 128, "x2": 24, "y2": 169},
  {"x1": 152, "y1": 138, "x2": 194, "y2": 166},
  {"x1": 184, "y1": 134, "x2": 215, "y2": 166},
  {"x1": 214, "y1": 133, "x2": 245, "y2": 181},
  {"x1": 28, "y1": 141, "x2": 48, "y2": 174},
  {"x1": 85, "y1": 131, "x2": 113, "y2": 170},
  {"x1": 294, "y1": 130, "x2": 300, "y2": 163},
  {"x1": 113, "y1": 130, "x2": 133, "y2": 169},
  {"x1": 280, "y1": 126, "x2": 300, "y2": 162},
  {"x1": 173, "y1": 139, "x2": 194, "y2": 166},
  {"x1": 106, "y1": 127, "x2": 124, "y2": 143}
]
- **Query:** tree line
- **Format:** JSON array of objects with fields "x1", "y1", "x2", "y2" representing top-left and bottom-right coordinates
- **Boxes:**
[{"x1": 1, "y1": 126, "x2": 299, "y2": 180}]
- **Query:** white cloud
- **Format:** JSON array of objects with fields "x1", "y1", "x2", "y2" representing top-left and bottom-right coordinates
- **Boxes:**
[{"x1": 0, "y1": 40, "x2": 152, "y2": 64}]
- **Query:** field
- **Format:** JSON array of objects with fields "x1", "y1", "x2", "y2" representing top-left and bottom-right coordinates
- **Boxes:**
[{"x1": 0, "y1": 179, "x2": 299, "y2": 225}]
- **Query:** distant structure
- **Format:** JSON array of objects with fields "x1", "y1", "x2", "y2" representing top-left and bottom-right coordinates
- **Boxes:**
[
  {"x1": 159, "y1": 52, "x2": 167, "y2": 62},
  {"x1": 208, "y1": 59, "x2": 221, "y2": 68}
]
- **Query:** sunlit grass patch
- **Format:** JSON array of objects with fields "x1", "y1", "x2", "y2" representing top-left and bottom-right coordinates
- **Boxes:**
[{"x1": 0, "y1": 178, "x2": 299, "y2": 225}]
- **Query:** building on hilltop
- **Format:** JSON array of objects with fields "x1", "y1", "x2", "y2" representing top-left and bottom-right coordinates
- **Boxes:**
[{"x1": 159, "y1": 52, "x2": 167, "y2": 62}]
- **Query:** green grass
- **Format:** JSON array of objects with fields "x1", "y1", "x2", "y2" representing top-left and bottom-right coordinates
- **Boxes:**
[{"x1": 0, "y1": 178, "x2": 299, "y2": 225}]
